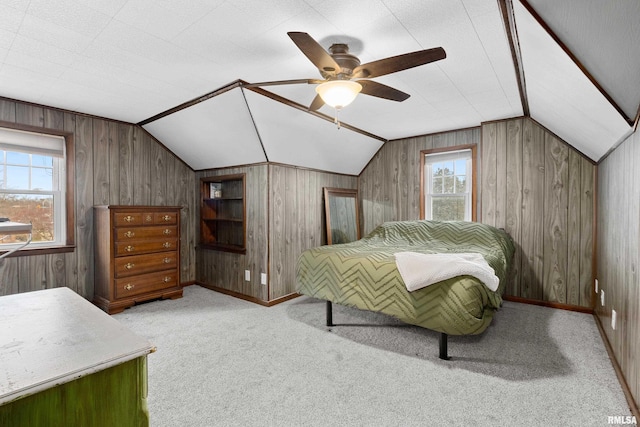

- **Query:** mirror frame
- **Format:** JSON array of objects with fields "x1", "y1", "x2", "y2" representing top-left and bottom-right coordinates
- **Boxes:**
[{"x1": 323, "y1": 187, "x2": 360, "y2": 245}]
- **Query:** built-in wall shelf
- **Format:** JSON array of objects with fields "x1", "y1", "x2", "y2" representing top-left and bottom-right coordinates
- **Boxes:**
[{"x1": 200, "y1": 174, "x2": 246, "y2": 254}]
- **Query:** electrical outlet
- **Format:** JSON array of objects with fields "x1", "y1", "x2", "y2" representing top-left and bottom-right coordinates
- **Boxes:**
[
  {"x1": 244, "y1": 270, "x2": 250, "y2": 282},
  {"x1": 612, "y1": 309, "x2": 617, "y2": 330},
  {"x1": 600, "y1": 289, "x2": 605, "y2": 307},
  {"x1": 595, "y1": 279, "x2": 598, "y2": 294},
  {"x1": 261, "y1": 273, "x2": 267, "y2": 286}
]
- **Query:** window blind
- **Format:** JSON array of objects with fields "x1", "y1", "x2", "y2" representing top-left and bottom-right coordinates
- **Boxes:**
[{"x1": 0, "y1": 127, "x2": 65, "y2": 158}]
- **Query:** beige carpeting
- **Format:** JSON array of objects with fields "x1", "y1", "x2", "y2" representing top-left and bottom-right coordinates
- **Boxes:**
[{"x1": 114, "y1": 285, "x2": 631, "y2": 427}]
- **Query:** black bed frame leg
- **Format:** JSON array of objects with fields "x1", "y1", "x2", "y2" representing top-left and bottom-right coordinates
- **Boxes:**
[
  {"x1": 326, "y1": 301, "x2": 334, "y2": 327},
  {"x1": 439, "y1": 333, "x2": 450, "y2": 360}
]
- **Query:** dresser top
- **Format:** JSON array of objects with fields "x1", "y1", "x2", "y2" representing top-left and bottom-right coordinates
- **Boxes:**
[
  {"x1": 94, "y1": 205, "x2": 182, "y2": 211},
  {"x1": 0, "y1": 287, "x2": 154, "y2": 404}
]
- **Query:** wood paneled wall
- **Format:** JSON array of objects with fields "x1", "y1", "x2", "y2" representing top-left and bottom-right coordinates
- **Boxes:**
[
  {"x1": 196, "y1": 165, "x2": 269, "y2": 301},
  {"x1": 358, "y1": 117, "x2": 595, "y2": 307},
  {"x1": 359, "y1": 127, "x2": 481, "y2": 235},
  {"x1": 195, "y1": 163, "x2": 357, "y2": 302},
  {"x1": 0, "y1": 98, "x2": 196, "y2": 299},
  {"x1": 597, "y1": 129, "x2": 640, "y2": 408},
  {"x1": 269, "y1": 165, "x2": 357, "y2": 300},
  {"x1": 481, "y1": 118, "x2": 595, "y2": 307}
]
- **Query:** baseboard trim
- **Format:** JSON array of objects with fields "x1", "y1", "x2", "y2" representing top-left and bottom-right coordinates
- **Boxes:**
[
  {"x1": 593, "y1": 313, "x2": 640, "y2": 420},
  {"x1": 180, "y1": 281, "x2": 197, "y2": 287},
  {"x1": 196, "y1": 282, "x2": 300, "y2": 307},
  {"x1": 502, "y1": 295, "x2": 594, "y2": 314}
]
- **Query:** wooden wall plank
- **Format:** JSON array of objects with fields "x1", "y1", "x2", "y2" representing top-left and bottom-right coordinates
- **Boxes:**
[
  {"x1": 481, "y1": 123, "x2": 497, "y2": 227},
  {"x1": 543, "y1": 133, "x2": 569, "y2": 303},
  {"x1": 495, "y1": 122, "x2": 508, "y2": 229},
  {"x1": 132, "y1": 127, "x2": 151, "y2": 205},
  {"x1": 43, "y1": 108, "x2": 64, "y2": 130},
  {"x1": 118, "y1": 123, "x2": 135, "y2": 205},
  {"x1": 505, "y1": 118, "x2": 523, "y2": 297},
  {"x1": 0, "y1": 258, "x2": 19, "y2": 296},
  {"x1": 15, "y1": 104, "x2": 44, "y2": 127},
  {"x1": 579, "y1": 159, "x2": 594, "y2": 307},
  {"x1": 149, "y1": 133, "x2": 167, "y2": 205},
  {"x1": 566, "y1": 149, "x2": 581, "y2": 305},
  {"x1": 0, "y1": 99, "x2": 16, "y2": 121},
  {"x1": 63, "y1": 113, "x2": 80, "y2": 295},
  {"x1": 108, "y1": 123, "x2": 120, "y2": 204},
  {"x1": 93, "y1": 119, "x2": 110, "y2": 205},
  {"x1": 520, "y1": 119, "x2": 546, "y2": 300},
  {"x1": 74, "y1": 115, "x2": 94, "y2": 298},
  {"x1": 17, "y1": 256, "x2": 47, "y2": 293}
]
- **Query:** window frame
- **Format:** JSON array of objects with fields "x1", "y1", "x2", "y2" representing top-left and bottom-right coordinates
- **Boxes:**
[
  {"x1": 420, "y1": 144, "x2": 477, "y2": 222},
  {"x1": 0, "y1": 120, "x2": 75, "y2": 256}
]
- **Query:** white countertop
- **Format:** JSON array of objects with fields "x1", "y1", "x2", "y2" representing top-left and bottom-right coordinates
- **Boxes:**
[{"x1": 0, "y1": 287, "x2": 153, "y2": 405}]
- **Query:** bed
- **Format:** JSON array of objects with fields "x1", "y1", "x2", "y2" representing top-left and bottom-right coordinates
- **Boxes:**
[{"x1": 295, "y1": 220, "x2": 514, "y2": 359}]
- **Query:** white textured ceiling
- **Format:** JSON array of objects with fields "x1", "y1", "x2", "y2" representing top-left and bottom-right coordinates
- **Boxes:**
[
  {"x1": 513, "y1": 0, "x2": 632, "y2": 160},
  {"x1": 0, "y1": 0, "x2": 637, "y2": 172}
]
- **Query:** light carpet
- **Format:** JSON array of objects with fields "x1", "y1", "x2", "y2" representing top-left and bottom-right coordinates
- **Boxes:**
[{"x1": 114, "y1": 285, "x2": 631, "y2": 427}]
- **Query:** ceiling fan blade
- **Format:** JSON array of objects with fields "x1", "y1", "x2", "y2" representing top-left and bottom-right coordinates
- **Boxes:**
[
  {"x1": 309, "y1": 94, "x2": 325, "y2": 111},
  {"x1": 288, "y1": 32, "x2": 341, "y2": 75},
  {"x1": 353, "y1": 47, "x2": 446, "y2": 79},
  {"x1": 358, "y1": 80, "x2": 410, "y2": 102}
]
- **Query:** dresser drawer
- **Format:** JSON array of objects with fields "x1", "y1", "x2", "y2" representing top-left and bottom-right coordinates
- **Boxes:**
[
  {"x1": 115, "y1": 270, "x2": 178, "y2": 299},
  {"x1": 154, "y1": 212, "x2": 178, "y2": 225},
  {"x1": 114, "y1": 212, "x2": 144, "y2": 226},
  {"x1": 116, "y1": 225, "x2": 177, "y2": 241},
  {"x1": 115, "y1": 238, "x2": 178, "y2": 256},
  {"x1": 115, "y1": 251, "x2": 178, "y2": 278}
]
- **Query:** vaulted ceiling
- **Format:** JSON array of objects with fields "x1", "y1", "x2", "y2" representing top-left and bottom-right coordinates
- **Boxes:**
[{"x1": 1, "y1": 0, "x2": 638, "y2": 174}]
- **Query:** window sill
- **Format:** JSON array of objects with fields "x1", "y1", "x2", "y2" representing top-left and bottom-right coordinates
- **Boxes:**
[{"x1": 0, "y1": 244, "x2": 76, "y2": 258}]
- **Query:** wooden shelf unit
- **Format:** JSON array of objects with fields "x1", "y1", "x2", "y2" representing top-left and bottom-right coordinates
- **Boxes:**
[{"x1": 200, "y1": 174, "x2": 246, "y2": 254}]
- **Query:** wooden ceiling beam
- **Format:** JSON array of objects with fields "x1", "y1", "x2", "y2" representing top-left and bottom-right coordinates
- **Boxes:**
[{"x1": 498, "y1": 0, "x2": 529, "y2": 117}]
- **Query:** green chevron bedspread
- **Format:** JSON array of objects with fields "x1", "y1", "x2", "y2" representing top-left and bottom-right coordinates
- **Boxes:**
[{"x1": 296, "y1": 220, "x2": 514, "y2": 336}]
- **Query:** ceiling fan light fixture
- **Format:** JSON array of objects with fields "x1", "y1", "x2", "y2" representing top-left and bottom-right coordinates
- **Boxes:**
[{"x1": 315, "y1": 80, "x2": 362, "y2": 109}]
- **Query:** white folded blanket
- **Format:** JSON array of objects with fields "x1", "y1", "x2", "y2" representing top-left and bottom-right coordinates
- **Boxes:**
[{"x1": 394, "y1": 252, "x2": 499, "y2": 292}]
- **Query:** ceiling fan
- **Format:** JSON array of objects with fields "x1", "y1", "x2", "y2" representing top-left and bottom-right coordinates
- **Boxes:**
[{"x1": 246, "y1": 32, "x2": 446, "y2": 115}]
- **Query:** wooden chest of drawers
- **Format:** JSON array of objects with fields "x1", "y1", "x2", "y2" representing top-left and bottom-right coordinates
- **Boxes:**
[{"x1": 93, "y1": 206, "x2": 183, "y2": 314}]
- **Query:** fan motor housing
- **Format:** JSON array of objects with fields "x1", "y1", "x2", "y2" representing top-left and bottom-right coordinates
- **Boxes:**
[{"x1": 322, "y1": 43, "x2": 360, "y2": 79}]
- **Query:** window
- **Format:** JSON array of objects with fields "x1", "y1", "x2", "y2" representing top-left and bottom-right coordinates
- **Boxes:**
[
  {"x1": 420, "y1": 144, "x2": 476, "y2": 222},
  {"x1": 0, "y1": 125, "x2": 71, "y2": 250}
]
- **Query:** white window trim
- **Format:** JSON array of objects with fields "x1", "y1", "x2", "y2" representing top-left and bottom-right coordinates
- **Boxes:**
[
  {"x1": 424, "y1": 149, "x2": 473, "y2": 221},
  {"x1": 0, "y1": 128, "x2": 67, "y2": 249}
]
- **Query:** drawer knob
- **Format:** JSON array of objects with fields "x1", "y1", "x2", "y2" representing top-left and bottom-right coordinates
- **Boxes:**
[
  {"x1": 163, "y1": 276, "x2": 172, "y2": 283},
  {"x1": 124, "y1": 283, "x2": 134, "y2": 291},
  {"x1": 124, "y1": 215, "x2": 134, "y2": 222},
  {"x1": 163, "y1": 229, "x2": 172, "y2": 235},
  {"x1": 124, "y1": 230, "x2": 135, "y2": 238},
  {"x1": 163, "y1": 215, "x2": 171, "y2": 221},
  {"x1": 125, "y1": 262, "x2": 135, "y2": 270},
  {"x1": 145, "y1": 215, "x2": 153, "y2": 222},
  {"x1": 163, "y1": 257, "x2": 172, "y2": 264},
  {"x1": 163, "y1": 242, "x2": 172, "y2": 248},
  {"x1": 125, "y1": 245, "x2": 135, "y2": 252}
]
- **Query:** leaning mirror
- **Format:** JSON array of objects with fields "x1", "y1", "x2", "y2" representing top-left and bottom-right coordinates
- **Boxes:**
[{"x1": 323, "y1": 187, "x2": 360, "y2": 245}]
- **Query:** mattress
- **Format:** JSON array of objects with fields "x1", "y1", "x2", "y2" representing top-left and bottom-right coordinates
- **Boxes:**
[{"x1": 296, "y1": 220, "x2": 514, "y2": 336}]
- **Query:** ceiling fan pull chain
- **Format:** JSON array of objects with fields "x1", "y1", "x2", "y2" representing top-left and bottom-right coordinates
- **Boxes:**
[{"x1": 334, "y1": 107, "x2": 341, "y2": 130}]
